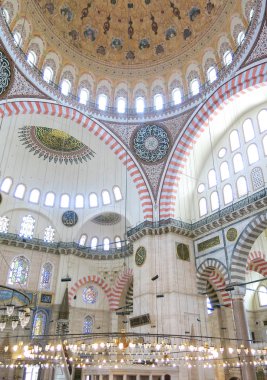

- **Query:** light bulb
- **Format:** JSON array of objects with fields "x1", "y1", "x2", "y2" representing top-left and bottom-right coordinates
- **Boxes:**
[
  {"x1": 6, "y1": 305, "x2": 14, "y2": 316},
  {"x1": 0, "y1": 322, "x2": 6, "y2": 331},
  {"x1": 12, "y1": 320, "x2": 18, "y2": 330}
]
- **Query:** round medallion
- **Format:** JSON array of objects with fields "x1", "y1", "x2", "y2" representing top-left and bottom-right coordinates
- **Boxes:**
[
  {"x1": 62, "y1": 210, "x2": 78, "y2": 227},
  {"x1": 226, "y1": 228, "x2": 238, "y2": 242},
  {"x1": 133, "y1": 125, "x2": 170, "y2": 163},
  {"x1": 0, "y1": 50, "x2": 11, "y2": 96},
  {"x1": 176, "y1": 243, "x2": 190, "y2": 261},
  {"x1": 135, "y1": 246, "x2": 146, "y2": 266},
  {"x1": 82, "y1": 285, "x2": 98, "y2": 304}
]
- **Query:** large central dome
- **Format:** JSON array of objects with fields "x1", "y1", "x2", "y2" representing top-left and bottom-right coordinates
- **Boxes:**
[{"x1": 34, "y1": 0, "x2": 226, "y2": 68}]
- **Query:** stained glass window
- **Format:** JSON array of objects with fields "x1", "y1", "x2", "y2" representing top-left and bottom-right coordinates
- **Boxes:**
[
  {"x1": 32, "y1": 311, "x2": 46, "y2": 336},
  {"x1": 115, "y1": 236, "x2": 122, "y2": 249},
  {"x1": 44, "y1": 226, "x2": 55, "y2": 243},
  {"x1": 83, "y1": 285, "x2": 98, "y2": 304},
  {"x1": 8, "y1": 256, "x2": 29, "y2": 285},
  {"x1": 19, "y1": 215, "x2": 35, "y2": 239},
  {"x1": 89, "y1": 193, "x2": 98, "y2": 207},
  {"x1": 79, "y1": 234, "x2": 87, "y2": 246},
  {"x1": 102, "y1": 190, "x2": 111, "y2": 205},
  {"x1": 0, "y1": 216, "x2": 9, "y2": 233},
  {"x1": 1, "y1": 177, "x2": 12, "y2": 193},
  {"x1": 113, "y1": 186, "x2": 122, "y2": 201},
  {"x1": 91, "y1": 237, "x2": 98, "y2": 250},
  {"x1": 83, "y1": 315, "x2": 94, "y2": 334},
  {"x1": 40, "y1": 263, "x2": 53, "y2": 290}
]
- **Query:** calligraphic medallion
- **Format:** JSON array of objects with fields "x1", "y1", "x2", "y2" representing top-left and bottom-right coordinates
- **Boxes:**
[
  {"x1": 135, "y1": 246, "x2": 146, "y2": 266},
  {"x1": 62, "y1": 210, "x2": 78, "y2": 227}
]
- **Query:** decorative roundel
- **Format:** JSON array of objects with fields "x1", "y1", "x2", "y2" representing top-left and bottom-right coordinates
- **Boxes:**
[
  {"x1": 226, "y1": 228, "x2": 238, "y2": 242},
  {"x1": 133, "y1": 125, "x2": 170, "y2": 163},
  {"x1": 82, "y1": 285, "x2": 98, "y2": 304},
  {"x1": 62, "y1": 210, "x2": 78, "y2": 227},
  {"x1": 135, "y1": 246, "x2": 146, "y2": 266},
  {"x1": 0, "y1": 50, "x2": 11, "y2": 96}
]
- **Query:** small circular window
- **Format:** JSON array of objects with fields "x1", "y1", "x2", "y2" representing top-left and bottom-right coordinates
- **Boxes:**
[
  {"x1": 218, "y1": 148, "x2": 227, "y2": 158},
  {"x1": 83, "y1": 285, "x2": 98, "y2": 304},
  {"x1": 197, "y1": 184, "x2": 205, "y2": 193}
]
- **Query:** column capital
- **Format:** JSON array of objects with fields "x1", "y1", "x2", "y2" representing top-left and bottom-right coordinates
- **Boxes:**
[{"x1": 229, "y1": 285, "x2": 246, "y2": 299}]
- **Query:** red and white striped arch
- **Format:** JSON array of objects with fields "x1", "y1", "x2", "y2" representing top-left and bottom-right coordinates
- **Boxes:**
[
  {"x1": 68, "y1": 269, "x2": 133, "y2": 311},
  {"x1": 247, "y1": 251, "x2": 267, "y2": 277},
  {"x1": 160, "y1": 63, "x2": 267, "y2": 219},
  {"x1": 109, "y1": 268, "x2": 133, "y2": 310},
  {"x1": 0, "y1": 100, "x2": 153, "y2": 220},
  {"x1": 209, "y1": 270, "x2": 231, "y2": 307}
]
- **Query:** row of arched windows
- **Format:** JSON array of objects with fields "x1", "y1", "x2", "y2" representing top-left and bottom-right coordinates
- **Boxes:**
[
  {"x1": 0, "y1": 215, "x2": 55, "y2": 242},
  {"x1": 79, "y1": 234, "x2": 123, "y2": 250},
  {"x1": 7, "y1": 4, "x2": 250, "y2": 115},
  {"x1": 198, "y1": 109, "x2": 267, "y2": 217},
  {"x1": 0, "y1": 179, "x2": 123, "y2": 208},
  {"x1": 7, "y1": 255, "x2": 53, "y2": 290}
]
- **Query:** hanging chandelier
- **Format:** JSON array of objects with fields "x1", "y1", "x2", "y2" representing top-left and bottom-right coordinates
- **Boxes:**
[{"x1": 0, "y1": 285, "x2": 32, "y2": 332}]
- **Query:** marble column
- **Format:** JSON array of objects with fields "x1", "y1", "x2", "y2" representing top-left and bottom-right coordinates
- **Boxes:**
[{"x1": 231, "y1": 287, "x2": 256, "y2": 380}]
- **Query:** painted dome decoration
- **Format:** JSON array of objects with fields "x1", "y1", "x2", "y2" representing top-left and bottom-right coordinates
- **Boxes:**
[
  {"x1": 92, "y1": 212, "x2": 122, "y2": 226},
  {"x1": 133, "y1": 125, "x2": 170, "y2": 163},
  {"x1": 18, "y1": 126, "x2": 95, "y2": 164}
]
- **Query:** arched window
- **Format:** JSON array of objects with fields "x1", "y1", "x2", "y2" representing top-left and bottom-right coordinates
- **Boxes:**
[
  {"x1": 207, "y1": 67, "x2": 217, "y2": 83},
  {"x1": 19, "y1": 215, "x2": 35, "y2": 239},
  {"x1": 197, "y1": 184, "x2": 205, "y2": 193},
  {"x1": 172, "y1": 88, "x2": 182, "y2": 105},
  {"x1": 43, "y1": 66, "x2": 54, "y2": 83},
  {"x1": 115, "y1": 236, "x2": 122, "y2": 249},
  {"x1": 32, "y1": 311, "x2": 47, "y2": 336},
  {"x1": 61, "y1": 79, "x2": 71, "y2": 96},
  {"x1": 154, "y1": 94, "x2": 163, "y2": 110},
  {"x1": 98, "y1": 94, "x2": 107, "y2": 111},
  {"x1": 199, "y1": 198, "x2": 207, "y2": 217},
  {"x1": 243, "y1": 119, "x2": 255, "y2": 142},
  {"x1": 208, "y1": 169, "x2": 217, "y2": 188},
  {"x1": 83, "y1": 315, "x2": 94, "y2": 334},
  {"x1": 117, "y1": 97, "x2": 126, "y2": 114},
  {"x1": 8, "y1": 256, "x2": 29, "y2": 285},
  {"x1": 2, "y1": 9, "x2": 10, "y2": 24},
  {"x1": 29, "y1": 189, "x2": 40, "y2": 204},
  {"x1": 27, "y1": 51, "x2": 37, "y2": 66},
  {"x1": 13, "y1": 31, "x2": 22, "y2": 47},
  {"x1": 1, "y1": 177, "x2": 13, "y2": 193},
  {"x1": 258, "y1": 286, "x2": 267, "y2": 306},
  {"x1": 247, "y1": 144, "x2": 259, "y2": 164},
  {"x1": 223, "y1": 184, "x2": 233, "y2": 204},
  {"x1": 249, "y1": 8, "x2": 254, "y2": 21},
  {"x1": 14, "y1": 184, "x2": 26, "y2": 199},
  {"x1": 258, "y1": 110, "x2": 267, "y2": 132},
  {"x1": 79, "y1": 88, "x2": 89, "y2": 105},
  {"x1": 230, "y1": 130, "x2": 240, "y2": 151},
  {"x1": 44, "y1": 226, "x2": 55, "y2": 243},
  {"x1": 113, "y1": 186, "x2": 122, "y2": 201},
  {"x1": 40, "y1": 262, "x2": 53, "y2": 290},
  {"x1": 210, "y1": 191, "x2": 219, "y2": 211},
  {"x1": 136, "y1": 97, "x2": 145, "y2": 113},
  {"x1": 251, "y1": 167, "x2": 264, "y2": 191},
  {"x1": 60, "y1": 194, "x2": 70, "y2": 208},
  {"x1": 89, "y1": 193, "x2": 98, "y2": 207},
  {"x1": 102, "y1": 190, "x2": 111, "y2": 205},
  {"x1": 79, "y1": 234, "x2": 87, "y2": 246},
  {"x1": 44, "y1": 192, "x2": 55, "y2": 207},
  {"x1": 207, "y1": 297, "x2": 213, "y2": 314},
  {"x1": 232, "y1": 153, "x2": 244, "y2": 173},
  {"x1": 75, "y1": 194, "x2": 84, "y2": 208},
  {"x1": 103, "y1": 238, "x2": 110, "y2": 251},
  {"x1": 263, "y1": 135, "x2": 267, "y2": 155},
  {"x1": 223, "y1": 50, "x2": 232, "y2": 66},
  {"x1": 237, "y1": 31, "x2": 245, "y2": 45},
  {"x1": 236, "y1": 176, "x2": 248, "y2": 197},
  {"x1": 220, "y1": 162, "x2": 230, "y2": 181},
  {"x1": 190, "y1": 79, "x2": 200, "y2": 96},
  {"x1": 0, "y1": 216, "x2": 9, "y2": 233},
  {"x1": 91, "y1": 237, "x2": 98, "y2": 250}
]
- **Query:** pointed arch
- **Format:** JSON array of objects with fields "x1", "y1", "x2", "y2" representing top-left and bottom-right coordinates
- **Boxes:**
[
  {"x1": 109, "y1": 268, "x2": 133, "y2": 310},
  {"x1": 159, "y1": 62, "x2": 267, "y2": 219},
  {"x1": 197, "y1": 259, "x2": 230, "y2": 306},
  {"x1": 0, "y1": 100, "x2": 153, "y2": 220},
  {"x1": 231, "y1": 211, "x2": 267, "y2": 283}
]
